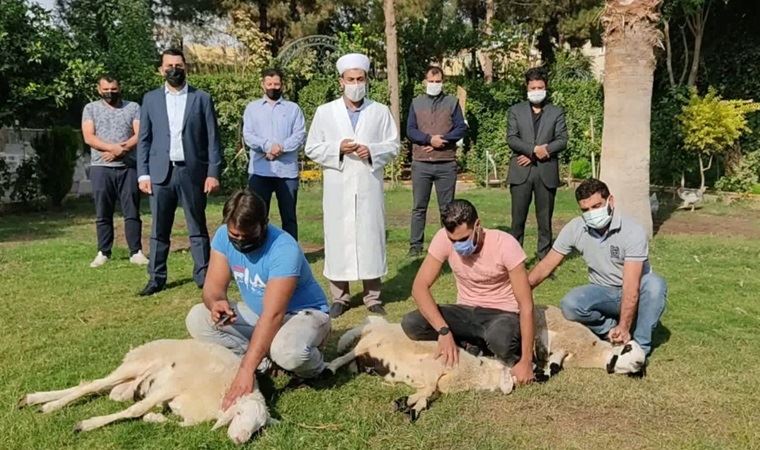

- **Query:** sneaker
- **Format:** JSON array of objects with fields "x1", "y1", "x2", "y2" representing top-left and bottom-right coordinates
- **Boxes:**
[
  {"x1": 89, "y1": 251, "x2": 109, "y2": 268},
  {"x1": 367, "y1": 304, "x2": 387, "y2": 316},
  {"x1": 329, "y1": 302, "x2": 348, "y2": 319},
  {"x1": 406, "y1": 247, "x2": 423, "y2": 258},
  {"x1": 129, "y1": 250, "x2": 149, "y2": 265}
]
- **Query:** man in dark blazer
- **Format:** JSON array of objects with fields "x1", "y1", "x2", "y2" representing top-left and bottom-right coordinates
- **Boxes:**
[
  {"x1": 506, "y1": 67, "x2": 568, "y2": 261},
  {"x1": 137, "y1": 48, "x2": 223, "y2": 296}
]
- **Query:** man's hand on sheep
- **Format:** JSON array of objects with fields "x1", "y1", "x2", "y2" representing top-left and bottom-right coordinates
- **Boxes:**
[
  {"x1": 222, "y1": 368, "x2": 255, "y2": 411},
  {"x1": 608, "y1": 325, "x2": 631, "y2": 345},
  {"x1": 435, "y1": 334, "x2": 459, "y2": 368},
  {"x1": 511, "y1": 359, "x2": 535, "y2": 385}
]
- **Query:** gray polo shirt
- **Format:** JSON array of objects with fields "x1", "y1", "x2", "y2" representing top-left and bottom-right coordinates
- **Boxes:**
[
  {"x1": 82, "y1": 100, "x2": 140, "y2": 168},
  {"x1": 553, "y1": 211, "x2": 651, "y2": 288}
]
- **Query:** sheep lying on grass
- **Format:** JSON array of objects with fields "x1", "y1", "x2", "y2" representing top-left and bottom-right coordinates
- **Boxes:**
[
  {"x1": 329, "y1": 307, "x2": 646, "y2": 420},
  {"x1": 327, "y1": 316, "x2": 516, "y2": 421},
  {"x1": 18, "y1": 339, "x2": 273, "y2": 444}
]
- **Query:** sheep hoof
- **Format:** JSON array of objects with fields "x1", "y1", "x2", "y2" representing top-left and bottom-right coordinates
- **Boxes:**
[
  {"x1": 407, "y1": 409, "x2": 420, "y2": 423},
  {"x1": 17, "y1": 395, "x2": 28, "y2": 409},
  {"x1": 73, "y1": 423, "x2": 83, "y2": 433},
  {"x1": 393, "y1": 396, "x2": 410, "y2": 413}
]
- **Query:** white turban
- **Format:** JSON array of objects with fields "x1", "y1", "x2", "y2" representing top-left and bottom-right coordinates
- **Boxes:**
[{"x1": 336, "y1": 53, "x2": 370, "y2": 75}]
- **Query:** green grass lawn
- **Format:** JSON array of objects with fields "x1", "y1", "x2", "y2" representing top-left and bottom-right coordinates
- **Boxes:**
[{"x1": 1, "y1": 185, "x2": 759, "y2": 449}]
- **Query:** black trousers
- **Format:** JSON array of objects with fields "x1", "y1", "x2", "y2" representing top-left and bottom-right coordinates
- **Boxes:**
[
  {"x1": 401, "y1": 304, "x2": 522, "y2": 365},
  {"x1": 248, "y1": 174, "x2": 299, "y2": 240},
  {"x1": 410, "y1": 160, "x2": 457, "y2": 250},
  {"x1": 509, "y1": 168, "x2": 557, "y2": 260},
  {"x1": 90, "y1": 166, "x2": 142, "y2": 257},
  {"x1": 148, "y1": 164, "x2": 209, "y2": 288}
]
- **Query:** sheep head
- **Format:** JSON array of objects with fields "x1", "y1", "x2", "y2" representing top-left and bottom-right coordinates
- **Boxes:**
[
  {"x1": 213, "y1": 391, "x2": 272, "y2": 445},
  {"x1": 606, "y1": 341, "x2": 646, "y2": 377}
]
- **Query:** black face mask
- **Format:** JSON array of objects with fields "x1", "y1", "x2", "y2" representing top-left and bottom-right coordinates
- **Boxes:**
[
  {"x1": 229, "y1": 225, "x2": 267, "y2": 254},
  {"x1": 266, "y1": 89, "x2": 282, "y2": 101},
  {"x1": 165, "y1": 67, "x2": 186, "y2": 88},
  {"x1": 101, "y1": 91, "x2": 121, "y2": 106}
]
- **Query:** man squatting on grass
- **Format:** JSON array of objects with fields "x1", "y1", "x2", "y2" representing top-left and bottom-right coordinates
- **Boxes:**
[
  {"x1": 401, "y1": 199, "x2": 537, "y2": 384},
  {"x1": 529, "y1": 178, "x2": 668, "y2": 356},
  {"x1": 186, "y1": 189, "x2": 331, "y2": 410}
]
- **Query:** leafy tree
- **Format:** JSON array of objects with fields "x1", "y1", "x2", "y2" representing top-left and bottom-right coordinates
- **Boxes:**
[{"x1": 677, "y1": 87, "x2": 760, "y2": 190}]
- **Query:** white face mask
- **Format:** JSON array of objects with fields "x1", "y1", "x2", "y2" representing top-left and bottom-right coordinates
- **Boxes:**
[
  {"x1": 582, "y1": 201, "x2": 613, "y2": 230},
  {"x1": 426, "y1": 82, "x2": 443, "y2": 96},
  {"x1": 527, "y1": 89, "x2": 547, "y2": 105},
  {"x1": 344, "y1": 82, "x2": 367, "y2": 102}
]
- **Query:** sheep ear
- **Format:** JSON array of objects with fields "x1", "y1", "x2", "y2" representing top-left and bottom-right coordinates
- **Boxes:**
[{"x1": 212, "y1": 407, "x2": 235, "y2": 430}]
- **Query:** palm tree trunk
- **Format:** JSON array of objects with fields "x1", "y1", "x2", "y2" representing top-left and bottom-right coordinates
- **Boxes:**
[
  {"x1": 479, "y1": 0, "x2": 494, "y2": 83},
  {"x1": 600, "y1": 0, "x2": 663, "y2": 238},
  {"x1": 383, "y1": 0, "x2": 401, "y2": 130}
]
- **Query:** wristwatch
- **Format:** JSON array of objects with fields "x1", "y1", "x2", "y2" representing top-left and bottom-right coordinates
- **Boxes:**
[{"x1": 437, "y1": 326, "x2": 450, "y2": 336}]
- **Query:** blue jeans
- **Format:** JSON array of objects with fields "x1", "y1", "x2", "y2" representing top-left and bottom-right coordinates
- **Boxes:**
[
  {"x1": 249, "y1": 175, "x2": 299, "y2": 240},
  {"x1": 559, "y1": 272, "x2": 667, "y2": 355}
]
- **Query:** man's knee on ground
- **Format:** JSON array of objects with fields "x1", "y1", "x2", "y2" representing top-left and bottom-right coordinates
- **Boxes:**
[
  {"x1": 185, "y1": 303, "x2": 213, "y2": 339},
  {"x1": 269, "y1": 340, "x2": 317, "y2": 374},
  {"x1": 400, "y1": 311, "x2": 429, "y2": 341}
]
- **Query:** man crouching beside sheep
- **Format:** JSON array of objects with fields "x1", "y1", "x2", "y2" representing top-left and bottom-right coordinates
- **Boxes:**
[
  {"x1": 529, "y1": 178, "x2": 668, "y2": 358},
  {"x1": 186, "y1": 189, "x2": 332, "y2": 411},
  {"x1": 401, "y1": 199, "x2": 536, "y2": 385}
]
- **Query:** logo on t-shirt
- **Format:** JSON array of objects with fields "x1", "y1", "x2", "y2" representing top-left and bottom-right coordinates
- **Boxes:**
[
  {"x1": 231, "y1": 266, "x2": 266, "y2": 291},
  {"x1": 610, "y1": 245, "x2": 621, "y2": 259}
]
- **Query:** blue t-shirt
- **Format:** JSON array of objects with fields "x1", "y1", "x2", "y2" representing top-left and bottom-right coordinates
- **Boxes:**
[{"x1": 211, "y1": 224, "x2": 329, "y2": 316}]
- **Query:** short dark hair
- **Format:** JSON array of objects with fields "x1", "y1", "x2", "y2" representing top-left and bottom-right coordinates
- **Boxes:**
[
  {"x1": 223, "y1": 189, "x2": 268, "y2": 234},
  {"x1": 161, "y1": 48, "x2": 186, "y2": 64},
  {"x1": 525, "y1": 67, "x2": 548, "y2": 85},
  {"x1": 98, "y1": 74, "x2": 119, "y2": 85},
  {"x1": 441, "y1": 199, "x2": 479, "y2": 232},
  {"x1": 424, "y1": 65, "x2": 444, "y2": 79},
  {"x1": 262, "y1": 68, "x2": 284, "y2": 81},
  {"x1": 575, "y1": 178, "x2": 611, "y2": 202}
]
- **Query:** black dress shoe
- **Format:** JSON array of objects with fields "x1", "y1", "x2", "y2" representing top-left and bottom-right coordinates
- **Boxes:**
[
  {"x1": 138, "y1": 283, "x2": 164, "y2": 296},
  {"x1": 329, "y1": 302, "x2": 348, "y2": 318},
  {"x1": 367, "y1": 304, "x2": 387, "y2": 316}
]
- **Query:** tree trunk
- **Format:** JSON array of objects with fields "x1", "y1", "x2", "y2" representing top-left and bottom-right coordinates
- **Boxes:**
[
  {"x1": 384, "y1": 0, "x2": 401, "y2": 131},
  {"x1": 479, "y1": 0, "x2": 494, "y2": 83},
  {"x1": 600, "y1": 0, "x2": 662, "y2": 238},
  {"x1": 663, "y1": 20, "x2": 676, "y2": 88},
  {"x1": 685, "y1": 2, "x2": 710, "y2": 87}
]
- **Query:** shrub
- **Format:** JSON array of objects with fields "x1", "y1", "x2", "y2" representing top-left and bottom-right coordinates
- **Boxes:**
[
  {"x1": 10, "y1": 156, "x2": 42, "y2": 206},
  {"x1": 33, "y1": 127, "x2": 80, "y2": 206},
  {"x1": 570, "y1": 159, "x2": 592, "y2": 179}
]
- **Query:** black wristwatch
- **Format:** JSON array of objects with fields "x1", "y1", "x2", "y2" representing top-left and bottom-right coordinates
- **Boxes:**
[{"x1": 437, "y1": 326, "x2": 450, "y2": 336}]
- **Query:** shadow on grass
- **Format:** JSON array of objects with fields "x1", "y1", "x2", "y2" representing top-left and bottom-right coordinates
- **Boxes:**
[
  {"x1": 650, "y1": 323, "x2": 672, "y2": 354},
  {"x1": 652, "y1": 194, "x2": 682, "y2": 237},
  {"x1": 0, "y1": 197, "x2": 94, "y2": 243}
]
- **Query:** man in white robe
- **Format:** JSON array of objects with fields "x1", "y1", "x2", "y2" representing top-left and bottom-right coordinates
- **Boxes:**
[{"x1": 305, "y1": 53, "x2": 400, "y2": 318}]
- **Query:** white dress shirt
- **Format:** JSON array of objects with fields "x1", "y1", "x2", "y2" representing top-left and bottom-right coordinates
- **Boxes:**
[{"x1": 165, "y1": 83, "x2": 188, "y2": 162}]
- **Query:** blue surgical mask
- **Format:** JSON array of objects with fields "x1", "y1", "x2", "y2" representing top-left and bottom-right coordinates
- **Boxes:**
[
  {"x1": 582, "y1": 201, "x2": 613, "y2": 230},
  {"x1": 453, "y1": 228, "x2": 479, "y2": 256}
]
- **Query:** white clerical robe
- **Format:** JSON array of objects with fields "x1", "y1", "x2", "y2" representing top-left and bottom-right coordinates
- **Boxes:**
[{"x1": 305, "y1": 98, "x2": 400, "y2": 281}]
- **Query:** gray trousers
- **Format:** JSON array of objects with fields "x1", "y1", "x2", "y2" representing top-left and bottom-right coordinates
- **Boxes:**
[
  {"x1": 90, "y1": 166, "x2": 142, "y2": 256},
  {"x1": 410, "y1": 160, "x2": 457, "y2": 250},
  {"x1": 185, "y1": 302, "x2": 331, "y2": 378},
  {"x1": 510, "y1": 168, "x2": 557, "y2": 260},
  {"x1": 329, "y1": 278, "x2": 382, "y2": 307}
]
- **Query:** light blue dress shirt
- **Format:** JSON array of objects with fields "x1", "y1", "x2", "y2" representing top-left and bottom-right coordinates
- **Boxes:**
[
  {"x1": 243, "y1": 97, "x2": 306, "y2": 179},
  {"x1": 346, "y1": 99, "x2": 371, "y2": 130}
]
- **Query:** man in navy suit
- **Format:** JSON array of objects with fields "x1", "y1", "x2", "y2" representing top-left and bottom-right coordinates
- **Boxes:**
[{"x1": 137, "y1": 48, "x2": 223, "y2": 296}]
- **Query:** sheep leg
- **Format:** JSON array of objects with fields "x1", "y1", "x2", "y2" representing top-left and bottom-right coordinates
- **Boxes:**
[
  {"x1": 326, "y1": 350, "x2": 357, "y2": 374},
  {"x1": 73, "y1": 390, "x2": 173, "y2": 432},
  {"x1": 38, "y1": 363, "x2": 144, "y2": 413},
  {"x1": 19, "y1": 385, "x2": 83, "y2": 408},
  {"x1": 401, "y1": 385, "x2": 438, "y2": 422},
  {"x1": 142, "y1": 412, "x2": 169, "y2": 423}
]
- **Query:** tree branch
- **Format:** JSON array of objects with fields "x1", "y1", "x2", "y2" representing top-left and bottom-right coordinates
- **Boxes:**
[
  {"x1": 664, "y1": 20, "x2": 675, "y2": 88},
  {"x1": 679, "y1": 25, "x2": 689, "y2": 86}
]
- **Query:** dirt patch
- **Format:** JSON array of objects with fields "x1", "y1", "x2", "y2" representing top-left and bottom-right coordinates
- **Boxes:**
[{"x1": 654, "y1": 210, "x2": 760, "y2": 238}]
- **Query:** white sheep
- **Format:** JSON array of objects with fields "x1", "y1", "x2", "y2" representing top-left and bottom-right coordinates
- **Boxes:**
[
  {"x1": 18, "y1": 339, "x2": 273, "y2": 444},
  {"x1": 329, "y1": 307, "x2": 647, "y2": 420},
  {"x1": 326, "y1": 316, "x2": 516, "y2": 421},
  {"x1": 533, "y1": 305, "x2": 647, "y2": 377}
]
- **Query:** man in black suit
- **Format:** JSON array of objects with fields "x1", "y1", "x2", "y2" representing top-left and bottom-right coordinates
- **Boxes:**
[
  {"x1": 137, "y1": 48, "x2": 223, "y2": 296},
  {"x1": 506, "y1": 67, "x2": 568, "y2": 261}
]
